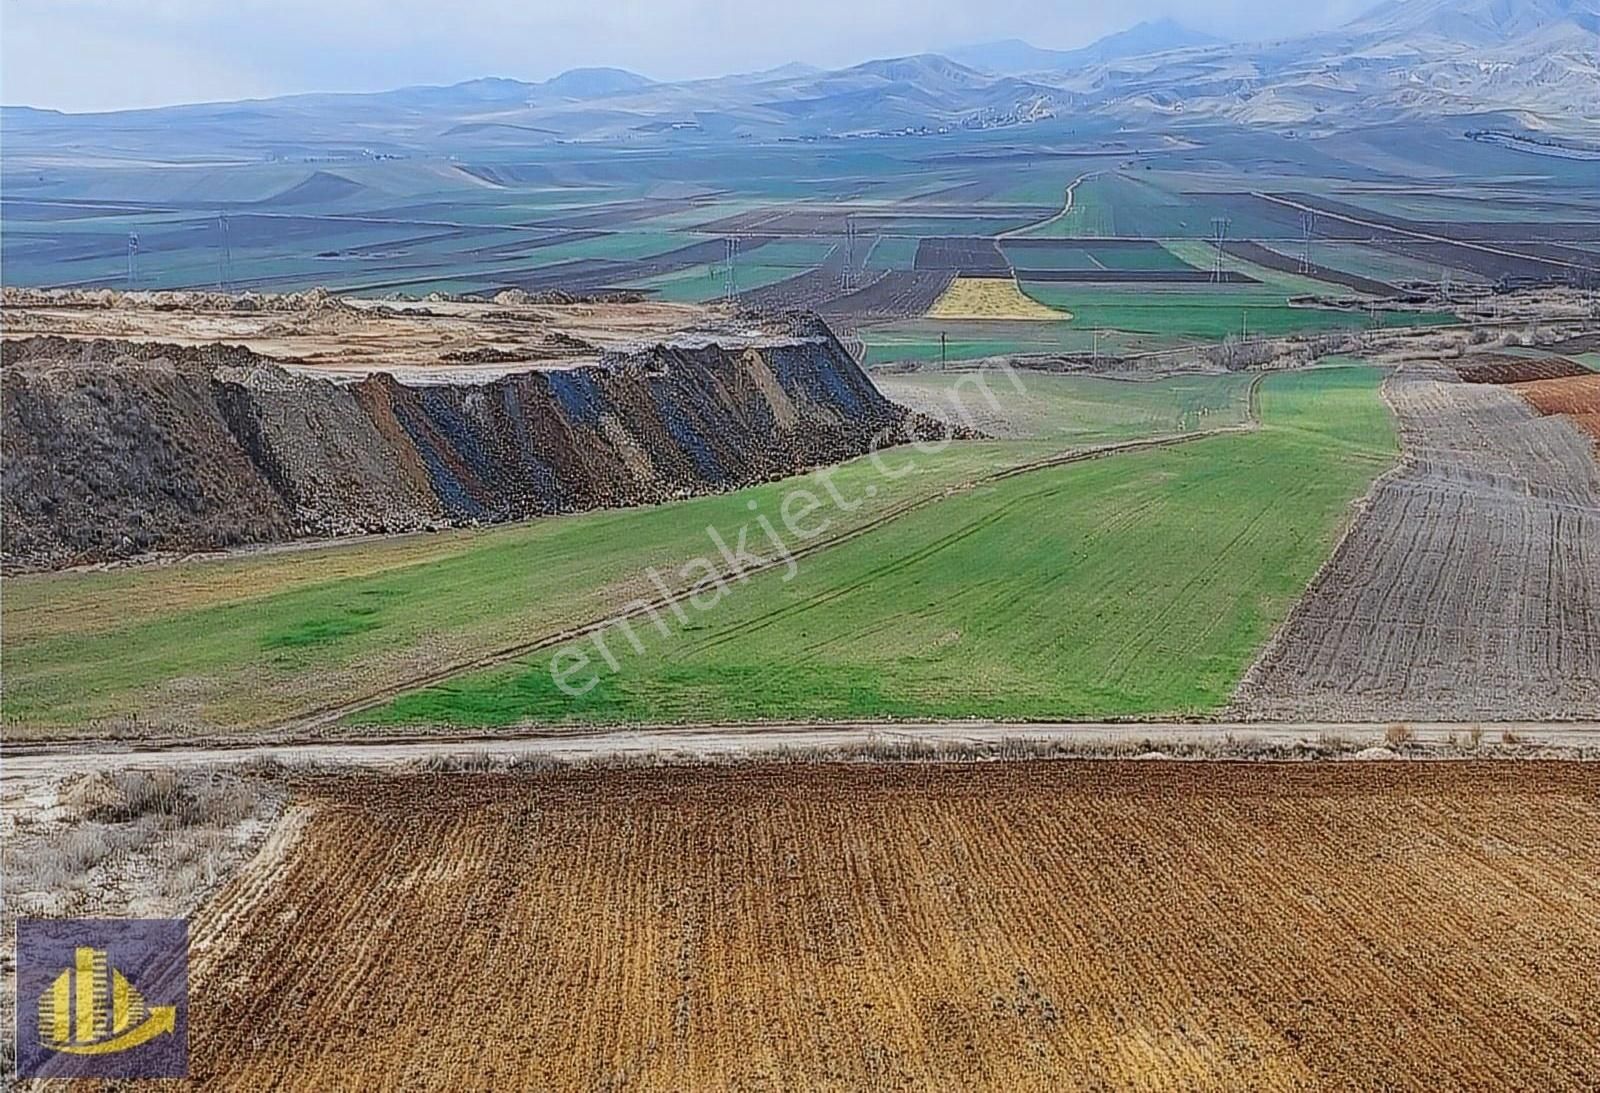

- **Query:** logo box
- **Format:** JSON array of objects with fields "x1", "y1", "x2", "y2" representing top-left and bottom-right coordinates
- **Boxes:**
[{"x1": 15, "y1": 918, "x2": 188, "y2": 1079}]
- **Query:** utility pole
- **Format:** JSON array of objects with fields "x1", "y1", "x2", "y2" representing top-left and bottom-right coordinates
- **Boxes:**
[
  {"x1": 940, "y1": 332, "x2": 947, "y2": 370},
  {"x1": 216, "y1": 212, "x2": 233, "y2": 291},
  {"x1": 1299, "y1": 211, "x2": 1316, "y2": 274},
  {"x1": 841, "y1": 215, "x2": 858, "y2": 292}
]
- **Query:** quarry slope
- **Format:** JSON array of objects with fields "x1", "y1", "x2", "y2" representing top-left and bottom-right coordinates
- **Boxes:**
[{"x1": 1, "y1": 320, "x2": 911, "y2": 570}]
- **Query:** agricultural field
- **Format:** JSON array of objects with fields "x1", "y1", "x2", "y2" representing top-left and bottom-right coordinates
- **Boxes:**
[
  {"x1": 875, "y1": 369, "x2": 1254, "y2": 442},
  {"x1": 1234, "y1": 364, "x2": 1600, "y2": 721},
  {"x1": 863, "y1": 235, "x2": 920, "y2": 271},
  {"x1": 1, "y1": 439, "x2": 1059, "y2": 736},
  {"x1": 1002, "y1": 238, "x2": 1201, "y2": 274},
  {"x1": 4, "y1": 367, "x2": 1386, "y2": 738},
  {"x1": 859, "y1": 319, "x2": 1151, "y2": 366},
  {"x1": 1007, "y1": 237, "x2": 1459, "y2": 340},
  {"x1": 5, "y1": 366, "x2": 1260, "y2": 738},
  {"x1": 1514, "y1": 373, "x2": 1600, "y2": 441},
  {"x1": 1016, "y1": 283, "x2": 1433, "y2": 340},
  {"x1": 15, "y1": 127, "x2": 1591, "y2": 365},
  {"x1": 356, "y1": 368, "x2": 1397, "y2": 728},
  {"x1": 1297, "y1": 242, "x2": 1491, "y2": 286},
  {"x1": 8, "y1": 28, "x2": 1600, "y2": 1093},
  {"x1": 925, "y1": 277, "x2": 1064, "y2": 320},
  {"x1": 183, "y1": 761, "x2": 1600, "y2": 1090}
]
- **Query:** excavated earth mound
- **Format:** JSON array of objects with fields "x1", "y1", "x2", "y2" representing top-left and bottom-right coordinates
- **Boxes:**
[{"x1": 1, "y1": 320, "x2": 917, "y2": 570}]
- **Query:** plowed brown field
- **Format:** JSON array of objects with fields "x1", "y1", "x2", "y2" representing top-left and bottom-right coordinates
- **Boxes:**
[
  {"x1": 188, "y1": 761, "x2": 1600, "y2": 1091},
  {"x1": 1515, "y1": 373, "x2": 1600, "y2": 442},
  {"x1": 1233, "y1": 365, "x2": 1600, "y2": 721},
  {"x1": 1455, "y1": 354, "x2": 1590, "y2": 385}
]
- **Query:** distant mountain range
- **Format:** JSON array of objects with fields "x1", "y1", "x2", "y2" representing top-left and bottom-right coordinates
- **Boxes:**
[
  {"x1": 943, "y1": 20, "x2": 1224, "y2": 75},
  {"x1": 4, "y1": 0, "x2": 1596, "y2": 155}
]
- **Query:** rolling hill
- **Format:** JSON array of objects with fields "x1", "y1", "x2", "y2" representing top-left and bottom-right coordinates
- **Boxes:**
[
  {"x1": 1, "y1": 1, "x2": 1595, "y2": 171},
  {"x1": 944, "y1": 20, "x2": 1224, "y2": 75}
]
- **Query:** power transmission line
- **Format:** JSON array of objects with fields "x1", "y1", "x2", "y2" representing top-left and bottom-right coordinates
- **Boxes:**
[
  {"x1": 1210, "y1": 217, "x2": 1232, "y2": 283},
  {"x1": 841, "y1": 215, "x2": 858, "y2": 292},
  {"x1": 723, "y1": 236, "x2": 740, "y2": 304},
  {"x1": 216, "y1": 212, "x2": 233, "y2": 291}
]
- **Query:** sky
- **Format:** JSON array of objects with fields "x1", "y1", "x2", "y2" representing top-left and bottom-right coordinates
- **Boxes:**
[{"x1": 2, "y1": 0, "x2": 1374, "y2": 112}]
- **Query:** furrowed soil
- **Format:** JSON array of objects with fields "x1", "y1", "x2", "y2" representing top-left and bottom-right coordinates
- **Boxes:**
[
  {"x1": 1234, "y1": 364, "x2": 1600, "y2": 720},
  {"x1": 1515, "y1": 373, "x2": 1600, "y2": 442},
  {"x1": 186, "y1": 761, "x2": 1600, "y2": 1091}
]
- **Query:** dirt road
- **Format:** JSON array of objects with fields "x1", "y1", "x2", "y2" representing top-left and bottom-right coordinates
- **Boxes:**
[
  {"x1": 5, "y1": 719, "x2": 1597, "y2": 778},
  {"x1": 999, "y1": 171, "x2": 1099, "y2": 240}
]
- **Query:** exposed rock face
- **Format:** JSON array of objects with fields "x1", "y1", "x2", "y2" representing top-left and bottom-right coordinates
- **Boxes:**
[{"x1": 1, "y1": 322, "x2": 911, "y2": 569}]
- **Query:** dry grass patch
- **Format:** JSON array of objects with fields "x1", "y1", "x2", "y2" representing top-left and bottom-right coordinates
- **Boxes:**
[{"x1": 926, "y1": 276, "x2": 1067, "y2": 321}]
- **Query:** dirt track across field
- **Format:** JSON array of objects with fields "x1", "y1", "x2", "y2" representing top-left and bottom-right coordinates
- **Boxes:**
[{"x1": 181, "y1": 760, "x2": 1600, "y2": 1091}]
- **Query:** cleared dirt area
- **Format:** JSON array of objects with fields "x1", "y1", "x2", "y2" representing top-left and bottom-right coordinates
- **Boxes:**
[
  {"x1": 0, "y1": 287, "x2": 762, "y2": 383},
  {"x1": 925, "y1": 277, "x2": 1065, "y2": 321},
  {"x1": 1234, "y1": 364, "x2": 1600, "y2": 720},
  {"x1": 183, "y1": 760, "x2": 1600, "y2": 1091}
]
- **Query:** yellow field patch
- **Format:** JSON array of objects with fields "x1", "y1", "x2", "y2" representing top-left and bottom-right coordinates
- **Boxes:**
[{"x1": 926, "y1": 276, "x2": 1068, "y2": 321}]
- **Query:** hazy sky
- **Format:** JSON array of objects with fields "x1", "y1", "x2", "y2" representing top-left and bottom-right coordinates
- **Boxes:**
[{"x1": 2, "y1": 0, "x2": 1373, "y2": 112}]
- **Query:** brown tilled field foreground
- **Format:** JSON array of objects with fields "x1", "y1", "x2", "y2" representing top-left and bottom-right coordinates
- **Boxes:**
[{"x1": 185, "y1": 761, "x2": 1600, "y2": 1091}]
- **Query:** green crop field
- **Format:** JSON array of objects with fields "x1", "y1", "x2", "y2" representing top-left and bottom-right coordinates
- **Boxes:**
[
  {"x1": 859, "y1": 319, "x2": 1186, "y2": 365},
  {"x1": 1018, "y1": 281, "x2": 1453, "y2": 339},
  {"x1": 2, "y1": 368, "x2": 1288, "y2": 736},
  {"x1": 1305, "y1": 243, "x2": 1491, "y2": 286},
  {"x1": 0, "y1": 440, "x2": 1059, "y2": 735},
  {"x1": 999, "y1": 240, "x2": 1200, "y2": 272},
  {"x1": 356, "y1": 366, "x2": 1399, "y2": 728},
  {"x1": 875, "y1": 370, "x2": 1255, "y2": 442},
  {"x1": 864, "y1": 236, "x2": 920, "y2": 270}
]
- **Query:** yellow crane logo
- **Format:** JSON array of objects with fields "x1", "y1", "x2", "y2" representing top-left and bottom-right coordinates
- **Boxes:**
[{"x1": 39, "y1": 946, "x2": 177, "y2": 1056}]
